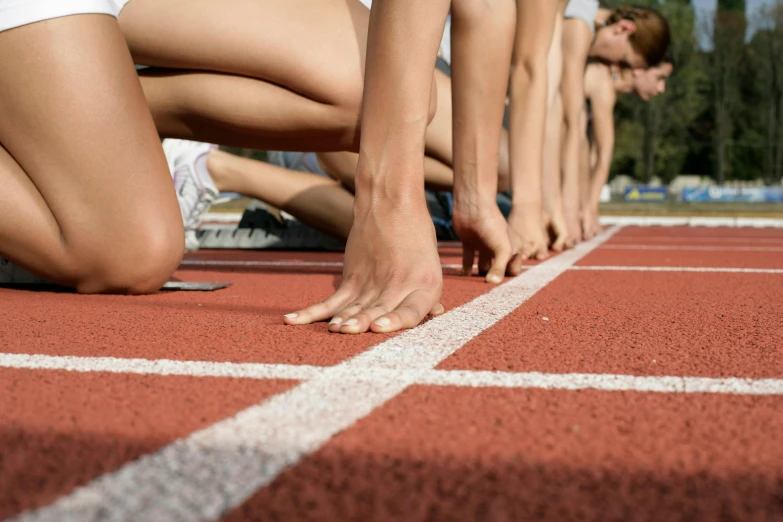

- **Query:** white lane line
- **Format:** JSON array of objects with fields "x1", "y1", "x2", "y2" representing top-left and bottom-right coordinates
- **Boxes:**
[
  {"x1": 610, "y1": 236, "x2": 783, "y2": 244},
  {"x1": 570, "y1": 266, "x2": 783, "y2": 274},
  {"x1": 5, "y1": 353, "x2": 783, "y2": 397},
  {"x1": 0, "y1": 353, "x2": 322, "y2": 381},
  {"x1": 178, "y1": 259, "x2": 513, "y2": 271},
  {"x1": 180, "y1": 259, "x2": 344, "y2": 268},
  {"x1": 179, "y1": 259, "x2": 783, "y2": 274},
  {"x1": 602, "y1": 244, "x2": 783, "y2": 252},
  {"x1": 599, "y1": 216, "x2": 783, "y2": 228},
  {"x1": 10, "y1": 227, "x2": 621, "y2": 522},
  {"x1": 418, "y1": 370, "x2": 783, "y2": 396}
]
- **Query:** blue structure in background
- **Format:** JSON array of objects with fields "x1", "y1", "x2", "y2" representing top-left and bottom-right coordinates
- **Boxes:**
[
  {"x1": 623, "y1": 186, "x2": 669, "y2": 202},
  {"x1": 682, "y1": 187, "x2": 783, "y2": 203}
]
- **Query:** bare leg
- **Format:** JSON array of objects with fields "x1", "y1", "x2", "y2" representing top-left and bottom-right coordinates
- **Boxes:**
[
  {"x1": 505, "y1": 0, "x2": 560, "y2": 263},
  {"x1": 206, "y1": 150, "x2": 353, "y2": 240},
  {"x1": 287, "y1": 0, "x2": 451, "y2": 334},
  {"x1": 120, "y1": 0, "x2": 369, "y2": 152},
  {"x1": 0, "y1": 15, "x2": 183, "y2": 294}
]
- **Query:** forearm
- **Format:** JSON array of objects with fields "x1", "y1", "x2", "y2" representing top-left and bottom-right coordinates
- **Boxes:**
[
  {"x1": 508, "y1": 64, "x2": 546, "y2": 211},
  {"x1": 578, "y1": 136, "x2": 592, "y2": 213},
  {"x1": 508, "y1": 0, "x2": 559, "y2": 212},
  {"x1": 589, "y1": 157, "x2": 611, "y2": 208},
  {"x1": 354, "y1": 0, "x2": 450, "y2": 208},
  {"x1": 560, "y1": 112, "x2": 582, "y2": 216},
  {"x1": 450, "y1": 0, "x2": 515, "y2": 211},
  {"x1": 542, "y1": 91, "x2": 563, "y2": 215},
  {"x1": 559, "y1": 20, "x2": 591, "y2": 218},
  {"x1": 542, "y1": 9, "x2": 564, "y2": 218}
]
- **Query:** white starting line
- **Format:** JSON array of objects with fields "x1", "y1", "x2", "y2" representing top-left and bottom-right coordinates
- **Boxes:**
[
  {"x1": 179, "y1": 259, "x2": 783, "y2": 275},
  {"x1": 601, "y1": 244, "x2": 783, "y2": 252}
]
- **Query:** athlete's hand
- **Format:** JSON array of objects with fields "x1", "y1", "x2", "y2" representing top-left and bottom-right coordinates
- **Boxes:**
[
  {"x1": 507, "y1": 205, "x2": 550, "y2": 264},
  {"x1": 581, "y1": 205, "x2": 600, "y2": 240},
  {"x1": 284, "y1": 196, "x2": 444, "y2": 334},
  {"x1": 542, "y1": 209, "x2": 575, "y2": 252},
  {"x1": 452, "y1": 196, "x2": 513, "y2": 283}
]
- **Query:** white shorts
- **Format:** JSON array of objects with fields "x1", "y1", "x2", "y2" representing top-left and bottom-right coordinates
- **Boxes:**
[
  {"x1": 0, "y1": 0, "x2": 131, "y2": 33},
  {"x1": 564, "y1": 0, "x2": 599, "y2": 38}
]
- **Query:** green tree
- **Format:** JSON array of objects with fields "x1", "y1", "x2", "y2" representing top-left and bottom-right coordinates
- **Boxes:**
[{"x1": 703, "y1": 0, "x2": 747, "y2": 182}]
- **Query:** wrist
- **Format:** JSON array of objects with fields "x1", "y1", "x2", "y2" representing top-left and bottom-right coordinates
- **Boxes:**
[
  {"x1": 453, "y1": 181, "x2": 497, "y2": 213},
  {"x1": 511, "y1": 195, "x2": 543, "y2": 212}
]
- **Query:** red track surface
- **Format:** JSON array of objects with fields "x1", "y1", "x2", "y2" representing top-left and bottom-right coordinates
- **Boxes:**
[{"x1": 1, "y1": 225, "x2": 782, "y2": 521}]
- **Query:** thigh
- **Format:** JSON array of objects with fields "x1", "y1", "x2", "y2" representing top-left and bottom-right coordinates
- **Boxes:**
[
  {"x1": 119, "y1": 0, "x2": 369, "y2": 107},
  {"x1": 0, "y1": 14, "x2": 181, "y2": 256}
]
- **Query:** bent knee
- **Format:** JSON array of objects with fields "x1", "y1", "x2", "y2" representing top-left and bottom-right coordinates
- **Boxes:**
[{"x1": 73, "y1": 221, "x2": 184, "y2": 295}]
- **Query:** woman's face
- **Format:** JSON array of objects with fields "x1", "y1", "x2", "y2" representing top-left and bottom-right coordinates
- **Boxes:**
[
  {"x1": 593, "y1": 20, "x2": 647, "y2": 69},
  {"x1": 632, "y1": 63, "x2": 673, "y2": 101}
]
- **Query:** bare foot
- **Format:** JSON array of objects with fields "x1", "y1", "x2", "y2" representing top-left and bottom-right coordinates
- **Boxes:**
[
  {"x1": 284, "y1": 197, "x2": 444, "y2": 334},
  {"x1": 507, "y1": 207, "x2": 549, "y2": 263},
  {"x1": 452, "y1": 196, "x2": 513, "y2": 282}
]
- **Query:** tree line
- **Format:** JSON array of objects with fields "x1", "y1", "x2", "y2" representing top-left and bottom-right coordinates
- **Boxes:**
[{"x1": 608, "y1": 0, "x2": 783, "y2": 185}]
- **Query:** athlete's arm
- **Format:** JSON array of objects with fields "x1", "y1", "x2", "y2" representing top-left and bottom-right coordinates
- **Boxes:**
[
  {"x1": 559, "y1": 19, "x2": 592, "y2": 241},
  {"x1": 504, "y1": 0, "x2": 561, "y2": 263},
  {"x1": 450, "y1": 0, "x2": 516, "y2": 282},
  {"x1": 588, "y1": 86, "x2": 616, "y2": 210},
  {"x1": 286, "y1": 0, "x2": 451, "y2": 334}
]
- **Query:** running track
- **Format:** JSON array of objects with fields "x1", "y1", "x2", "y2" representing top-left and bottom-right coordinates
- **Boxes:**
[{"x1": 1, "y1": 225, "x2": 782, "y2": 521}]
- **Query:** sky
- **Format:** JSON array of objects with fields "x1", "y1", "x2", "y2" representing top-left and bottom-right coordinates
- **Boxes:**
[{"x1": 692, "y1": 0, "x2": 780, "y2": 48}]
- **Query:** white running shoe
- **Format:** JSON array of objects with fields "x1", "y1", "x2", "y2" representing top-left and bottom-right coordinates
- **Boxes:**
[{"x1": 163, "y1": 139, "x2": 219, "y2": 252}]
